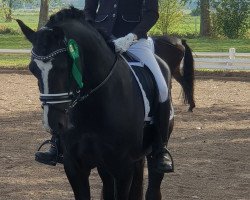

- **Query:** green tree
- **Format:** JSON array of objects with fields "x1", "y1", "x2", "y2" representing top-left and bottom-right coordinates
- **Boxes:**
[
  {"x1": 2, "y1": 0, "x2": 13, "y2": 22},
  {"x1": 38, "y1": 0, "x2": 49, "y2": 30},
  {"x1": 200, "y1": 0, "x2": 211, "y2": 36},
  {"x1": 1, "y1": 0, "x2": 33, "y2": 22},
  {"x1": 213, "y1": 0, "x2": 249, "y2": 38},
  {"x1": 155, "y1": 0, "x2": 185, "y2": 35},
  {"x1": 37, "y1": 0, "x2": 62, "y2": 30},
  {"x1": 182, "y1": 0, "x2": 212, "y2": 36}
]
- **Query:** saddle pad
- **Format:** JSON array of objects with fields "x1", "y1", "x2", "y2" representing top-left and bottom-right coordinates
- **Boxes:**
[{"x1": 121, "y1": 53, "x2": 157, "y2": 122}]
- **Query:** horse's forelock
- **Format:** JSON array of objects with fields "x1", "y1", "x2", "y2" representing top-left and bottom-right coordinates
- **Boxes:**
[{"x1": 33, "y1": 26, "x2": 65, "y2": 56}]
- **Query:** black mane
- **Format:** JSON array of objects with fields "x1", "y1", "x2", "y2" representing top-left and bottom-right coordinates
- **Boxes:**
[
  {"x1": 46, "y1": 6, "x2": 85, "y2": 28},
  {"x1": 44, "y1": 7, "x2": 115, "y2": 51}
]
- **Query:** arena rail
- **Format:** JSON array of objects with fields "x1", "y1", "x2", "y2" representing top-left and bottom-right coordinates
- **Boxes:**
[
  {"x1": 0, "y1": 49, "x2": 31, "y2": 54},
  {"x1": 193, "y1": 49, "x2": 250, "y2": 70},
  {"x1": 0, "y1": 48, "x2": 250, "y2": 70}
]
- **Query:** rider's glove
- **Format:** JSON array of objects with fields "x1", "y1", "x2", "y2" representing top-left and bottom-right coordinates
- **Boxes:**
[{"x1": 113, "y1": 33, "x2": 137, "y2": 53}]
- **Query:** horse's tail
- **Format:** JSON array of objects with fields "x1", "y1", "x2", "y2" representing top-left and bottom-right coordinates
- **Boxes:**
[{"x1": 181, "y1": 39, "x2": 195, "y2": 111}]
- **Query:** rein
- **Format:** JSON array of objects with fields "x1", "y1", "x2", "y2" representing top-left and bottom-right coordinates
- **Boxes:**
[
  {"x1": 68, "y1": 55, "x2": 118, "y2": 110},
  {"x1": 32, "y1": 39, "x2": 118, "y2": 113}
]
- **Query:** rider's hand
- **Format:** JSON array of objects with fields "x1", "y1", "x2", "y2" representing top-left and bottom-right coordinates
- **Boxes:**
[{"x1": 113, "y1": 33, "x2": 137, "y2": 53}]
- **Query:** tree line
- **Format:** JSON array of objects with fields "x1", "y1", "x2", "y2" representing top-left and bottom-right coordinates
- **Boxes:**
[
  {"x1": 1, "y1": 0, "x2": 249, "y2": 38},
  {"x1": 1, "y1": 0, "x2": 84, "y2": 29},
  {"x1": 156, "y1": 0, "x2": 249, "y2": 38}
]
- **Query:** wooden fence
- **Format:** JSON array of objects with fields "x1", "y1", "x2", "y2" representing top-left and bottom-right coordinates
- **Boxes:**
[
  {"x1": 0, "y1": 48, "x2": 250, "y2": 70},
  {"x1": 193, "y1": 49, "x2": 250, "y2": 70}
]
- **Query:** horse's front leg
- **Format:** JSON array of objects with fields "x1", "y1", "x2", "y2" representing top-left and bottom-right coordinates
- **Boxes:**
[
  {"x1": 97, "y1": 167, "x2": 115, "y2": 200},
  {"x1": 64, "y1": 154, "x2": 91, "y2": 200},
  {"x1": 113, "y1": 168, "x2": 134, "y2": 200},
  {"x1": 128, "y1": 159, "x2": 145, "y2": 200},
  {"x1": 145, "y1": 155, "x2": 164, "y2": 200}
]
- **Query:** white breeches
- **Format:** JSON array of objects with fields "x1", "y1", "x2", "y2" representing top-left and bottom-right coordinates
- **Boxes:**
[{"x1": 127, "y1": 38, "x2": 168, "y2": 102}]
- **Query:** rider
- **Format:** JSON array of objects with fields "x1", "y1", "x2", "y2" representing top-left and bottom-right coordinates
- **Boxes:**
[{"x1": 35, "y1": 0, "x2": 174, "y2": 173}]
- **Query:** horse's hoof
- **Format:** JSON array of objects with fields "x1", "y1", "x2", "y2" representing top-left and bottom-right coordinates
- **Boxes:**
[{"x1": 188, "y1": 104, "x2": 195, "y2": 112}]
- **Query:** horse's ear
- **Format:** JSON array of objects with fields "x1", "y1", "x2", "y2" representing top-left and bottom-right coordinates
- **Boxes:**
[
  {"x1": 16, "y1": 19, "x2": 36, "y2": 44},
  {"x1": 53, "y1": 26, "x2": 64, "y2": 41}
]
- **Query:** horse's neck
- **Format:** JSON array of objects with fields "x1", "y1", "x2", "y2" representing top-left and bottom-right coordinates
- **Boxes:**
[{"x1": 83, "y1": 41, "x2": 115, "y2": 88}]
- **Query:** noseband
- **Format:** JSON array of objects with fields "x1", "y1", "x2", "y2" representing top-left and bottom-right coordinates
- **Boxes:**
[
  {"x1": 40, "y1": 93, "x2": 74, "y2": 104},
  {"x1": 32, "y1": 38, "x2": 118, "y2": 113}
]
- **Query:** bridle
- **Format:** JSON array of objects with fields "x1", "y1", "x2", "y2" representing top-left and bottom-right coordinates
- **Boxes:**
[
  {"x1": 32, "y1": 39, "x2": 118, "y2": 113},
  {"x1": 31, "y1": 48, "x2": 67, "y2": 61}
]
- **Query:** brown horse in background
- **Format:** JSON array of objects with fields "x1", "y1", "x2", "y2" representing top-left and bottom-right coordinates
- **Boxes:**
[{"x1": 152, "y1": 35, "x2": 195, "y2": 112}]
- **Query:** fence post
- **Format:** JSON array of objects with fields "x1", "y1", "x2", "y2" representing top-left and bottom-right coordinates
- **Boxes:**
[
  {"x1": 227, "y1": 48, "x2": 236, "y2": 68},
  {"x1": 229, "y1": 48, "x2": 236, "y2": 59}
]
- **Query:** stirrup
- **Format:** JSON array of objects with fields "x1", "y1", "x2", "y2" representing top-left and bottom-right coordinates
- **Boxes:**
[
  {"x1": 164, "y1": 148, "x2": 174, "y2": 172},
  {"x1": 36, "y1": 139, "x2": 61, "y2": 166},
  {"x1": 153, "y1": 147, "x2": 174, "y2": 173},
  {"x1": 37, "y1": 139, "x2": 59, "y2": 155}
]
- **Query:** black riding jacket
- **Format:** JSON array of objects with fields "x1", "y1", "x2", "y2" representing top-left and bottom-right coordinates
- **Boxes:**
[{"x1": 84, "y1": 0, "x2": 159, "y2": 39}]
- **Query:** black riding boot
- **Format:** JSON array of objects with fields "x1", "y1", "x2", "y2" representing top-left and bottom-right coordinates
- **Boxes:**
[
  {"x1": 153, "y1": 144, "x2": 174, "y2": 173},
  {"x1": 153, "y1": 100, "x2": 174, "y2": 173},
  {"x1": 35, "y1": 135, "x2": 63, "y2": 166}
]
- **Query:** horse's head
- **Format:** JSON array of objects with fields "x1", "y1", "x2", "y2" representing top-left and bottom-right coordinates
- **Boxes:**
[
  {"x1": 17, "y1": 19, "x2": 78, "y2": 134},
  {"x1": 17, "y1": 7, "x2": 116, "y2": 135}
]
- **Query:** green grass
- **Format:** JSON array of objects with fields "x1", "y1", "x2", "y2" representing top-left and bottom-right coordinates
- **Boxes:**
[
  {"x1": 0, "y1": 35, "x2": 32, "y2": 49},
  {"x1": 0, "y1": 35, "x2": 249, "y2": 53},
  {"x1": 0, "y1": 37, "x2": 249, "y2": 69},
  {"x1": 150, "y1": 15, "x2": 200, "y2": 37},
  {"x1": 0, "y1": 53, "x2": 30, "y2": 69},
  {"x1": 171, "y1": 16, "x2": 200, "y2": 36},
  {"x1": 186, "y1": 38, "x2": 250, "y2": 53},
  {"x1": 0, "y1": 10, "x2": 249, "y2": 69},
  {"x1": 0, "y1": 11, "x2": 39, "y2": 31}
]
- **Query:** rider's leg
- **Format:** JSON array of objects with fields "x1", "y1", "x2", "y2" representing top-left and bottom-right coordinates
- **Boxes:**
[
  {"x1": 128, "y1": 39, "x2": 168, "y2": 103},
  {"x1": 128, "y1": 39, "x2": 174, "y2": 173},
  {"x1": 153, "y1": 99, "x2": 174, "y2": 173},
  {"x1": 35, "y1": 134, "x2": 63, "y2": 166}
]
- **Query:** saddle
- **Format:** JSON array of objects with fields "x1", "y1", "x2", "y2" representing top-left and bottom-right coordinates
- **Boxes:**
[{"x1": 121, "y1": 52, "x2": 158, "y2": 122}]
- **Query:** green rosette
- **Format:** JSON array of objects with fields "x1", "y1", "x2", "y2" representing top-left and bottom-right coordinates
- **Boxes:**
[{"x1": 67, "y1": 39, "x2": 84, "y2": 89}]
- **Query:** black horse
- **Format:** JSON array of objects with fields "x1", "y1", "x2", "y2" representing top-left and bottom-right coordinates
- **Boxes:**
[
  {"x1": 152, "y1": 35, "x2": 195, "y2": 112},
  {"x1": 17, "y1": 7, "x2": 174, "y2": 200}
]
